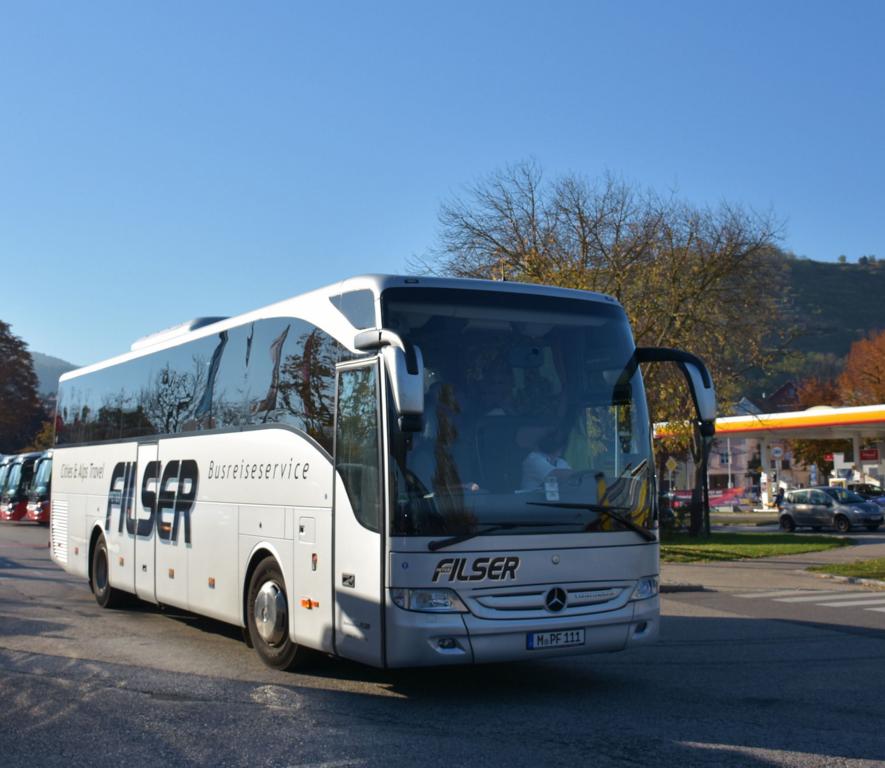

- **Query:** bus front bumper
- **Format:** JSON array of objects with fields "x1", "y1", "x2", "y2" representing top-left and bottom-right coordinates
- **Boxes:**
[{"x1": 385, "y1": 596, "x2": 659, "y2": 668}]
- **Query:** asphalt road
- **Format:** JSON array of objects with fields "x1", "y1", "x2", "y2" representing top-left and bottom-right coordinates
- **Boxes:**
[{"x1": 2, "y1": 523, "x2": 885, "y2": 768}]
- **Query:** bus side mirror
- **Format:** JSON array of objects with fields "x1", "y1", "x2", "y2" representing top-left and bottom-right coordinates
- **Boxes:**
[
  {"x1": 382, "y1": 346, "x2": 424, "y2": 431},
  {"x1": 635, "y1": 347, "x2": 717, "y2": 436},
  {"x1": 354, "y1": 328, "x2": 425, "y2": 431}
]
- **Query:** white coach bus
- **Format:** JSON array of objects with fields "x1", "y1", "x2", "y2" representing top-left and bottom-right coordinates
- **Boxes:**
[{"x1": 50, "y1": 275, "x2": 715, "y2": 669}]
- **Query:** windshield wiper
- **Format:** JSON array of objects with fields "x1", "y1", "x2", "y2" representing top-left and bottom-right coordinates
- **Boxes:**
[
  {"x1": 527, "y1": 501, "x2": 657, "y2": 543},
  {"x1": 427, "y1": 521, "x2": 582, "y2": 552}
]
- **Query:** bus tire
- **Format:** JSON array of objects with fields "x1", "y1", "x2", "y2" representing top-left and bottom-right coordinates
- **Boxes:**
[
  {"x1": 91, "y1": 536, "x2": 125, "y2": 609},
  {"x1": 246, "y1": 557, "x2": 300, "y2": 671}
]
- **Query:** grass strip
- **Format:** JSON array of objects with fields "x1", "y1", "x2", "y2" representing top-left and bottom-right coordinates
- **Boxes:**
[
  {"x1": 661, "y1": 532, "x2": 851, "y2": 563},
  {"x1": 808, "y1": 558, "x2": 885, "y2": 581}
]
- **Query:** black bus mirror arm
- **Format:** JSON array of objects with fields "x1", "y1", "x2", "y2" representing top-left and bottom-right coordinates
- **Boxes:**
[{"x1": 634, "y1": 346, "x2": 717, "y2": 429}]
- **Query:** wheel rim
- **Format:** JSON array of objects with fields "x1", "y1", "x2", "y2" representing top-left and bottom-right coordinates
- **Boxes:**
[
  {"x1": 254, "y1": 581, "x2": 287, "y2": 646},
  {"x1": 95, "y1": 549, "x2": 108, "y2": 592}
]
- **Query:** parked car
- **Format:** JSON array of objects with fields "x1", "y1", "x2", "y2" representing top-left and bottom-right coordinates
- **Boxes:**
[
  {"x1": 780, "y1": 486, "x2": 884, "y2": 533},
  {"x1": 847, "y1": 483, "x2": 885, "y2": 508},
  {"x1": 25, "y1": 450, "x2": 52, "y2": 525},
  {"x1": 0, "y1": 452, "x2": 41, "y2": 521},
  {"x1": 658, "y1": 490, "x2": 692, "y2": 530}
]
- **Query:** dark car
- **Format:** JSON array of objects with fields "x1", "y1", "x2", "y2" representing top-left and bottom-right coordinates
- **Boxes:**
[
  {"x1": 658, "y1": 490, "x2": 691, "y2": 530},
  {"x1": 780, "y1": 486, "x2": 883, "y2": 533},
  {"x1": 847, "y1": 483, "x2": 885, "y2": 508}
]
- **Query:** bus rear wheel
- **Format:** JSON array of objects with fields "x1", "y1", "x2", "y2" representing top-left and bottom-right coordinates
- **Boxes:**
[
  {"x1": 91, "y1": 536, "x2": 125, "y2": 609},
  {"x1": 247, "y1": 557, "x2": 300, "y2": 670}
]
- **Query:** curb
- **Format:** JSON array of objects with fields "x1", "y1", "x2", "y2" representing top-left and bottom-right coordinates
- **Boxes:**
[
  {"x1": 661, "y1": 584, "x2": 708, "y2": 593},
  {"x1": 808, "y1": 571, "x2": 885, "y2": 590}
]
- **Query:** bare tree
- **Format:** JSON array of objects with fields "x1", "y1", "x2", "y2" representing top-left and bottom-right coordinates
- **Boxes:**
[
  {"x1": 139, "y1": 358, "x2": 207, "y2": 435},
  {"x1": 414, "y1": 161, "x2": 790, "y2": 431}
]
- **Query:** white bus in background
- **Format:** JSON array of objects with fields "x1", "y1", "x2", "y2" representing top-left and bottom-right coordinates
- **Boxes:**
[{"x1": 50, "y1": 275, "x2": 715, "y2": 669}]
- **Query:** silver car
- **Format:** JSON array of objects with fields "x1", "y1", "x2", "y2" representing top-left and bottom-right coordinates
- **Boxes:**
[{"x1": 780, "y1": 486, "x2": 883, "y2": 533}]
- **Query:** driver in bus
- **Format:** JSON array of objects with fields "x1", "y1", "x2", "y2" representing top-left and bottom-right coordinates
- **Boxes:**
[{"x1": 521, "y1": 430, "x2": 572, "y2": 490}]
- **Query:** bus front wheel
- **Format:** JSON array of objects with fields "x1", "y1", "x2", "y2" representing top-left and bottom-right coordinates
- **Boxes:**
[{"x1": 246, "y1": 557, "x2": 300, "y2": 670}]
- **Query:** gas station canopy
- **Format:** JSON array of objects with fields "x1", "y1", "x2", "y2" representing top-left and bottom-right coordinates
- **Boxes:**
[{"x1": 713, "y1": 404, "x2": 885, "y2": 441}]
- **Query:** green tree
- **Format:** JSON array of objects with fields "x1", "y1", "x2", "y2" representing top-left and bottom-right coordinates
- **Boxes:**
[
  {"x1": 22, "y1": 418, "x2": 55, "y2": 451},
  {"x1": 0, "y1": 320, "x2": 44, "y2": 452}
]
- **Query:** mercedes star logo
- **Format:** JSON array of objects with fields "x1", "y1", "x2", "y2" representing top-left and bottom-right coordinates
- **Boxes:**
[{"x1": 545, "y1": 587, "x2": 567, "y2": 612}]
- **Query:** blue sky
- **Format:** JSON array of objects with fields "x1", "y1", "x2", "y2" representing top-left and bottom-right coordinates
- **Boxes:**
[{"x1": 2, "y1": 1, "x2": 884, "y2": 365}]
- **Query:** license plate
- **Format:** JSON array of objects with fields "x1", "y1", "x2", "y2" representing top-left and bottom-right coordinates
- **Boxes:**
[{"x1": 526, "y1": 629, "x2": 585, "y2": 650}]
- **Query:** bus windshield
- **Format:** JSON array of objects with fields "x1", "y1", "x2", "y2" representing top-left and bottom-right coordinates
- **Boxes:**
[
  {"x1": 383, "y1": 288, "x2": 655, "y2": 540},
  {"x1": 3, "y1": 463, "x2": 23, "y2": 499},
  {"x1": 30, "y1": 458, "x2": 52, "y2": 498}
]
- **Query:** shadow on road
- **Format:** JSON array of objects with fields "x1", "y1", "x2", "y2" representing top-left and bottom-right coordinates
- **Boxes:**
[{"x1": 4, "y1": 610, "x2": 882, "y2": 767}]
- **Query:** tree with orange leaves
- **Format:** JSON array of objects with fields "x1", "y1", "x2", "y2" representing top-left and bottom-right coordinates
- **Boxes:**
[
  {"x1": 796, "y1": 376, "x2": 842, "y2": 408},
  {"x1": 838, "y1": 329, "x2": 885, "y2": 405},
  {"x1": 789, "y1": 374, "x2": 848, "y2": 475}
]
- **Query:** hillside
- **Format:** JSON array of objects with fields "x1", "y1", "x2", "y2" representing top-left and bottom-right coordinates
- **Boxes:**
[
  {"x1": 787, "y1": 258, "x2": 885, "y2": 357},
  {"x1": 31, "y1": 352, "x2": 78, "y2": 396},
  {"x1": 738, "y1": 257, "x2": 885, "y2": 401}
]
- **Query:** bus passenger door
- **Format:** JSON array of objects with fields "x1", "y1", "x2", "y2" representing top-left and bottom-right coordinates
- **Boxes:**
[
  {"x1": 333, "y1": 360, "x2": 385, "y2": 667},
  {"x1": 134, "y1": 443, "x2": 158, "y2": 603}
]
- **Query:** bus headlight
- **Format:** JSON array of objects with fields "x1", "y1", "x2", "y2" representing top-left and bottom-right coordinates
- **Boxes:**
[
  {"x1": 630, "y1": 577, "x2": 659, "y2": 601},
  {"x1": 390, "y1": 588, "x2": 467, "y2": 613}
]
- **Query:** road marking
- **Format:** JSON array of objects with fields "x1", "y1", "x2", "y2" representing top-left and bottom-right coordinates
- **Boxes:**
[
  {"x1": 817, "y1": 597, "x2": 885, "y2": 608},
  {"x1": 734, "y1": 590, "x2": 849, "y2": 599},
  {"x1": 774, "y1": 592, "x2": 870, "y2": 602},
  {"x1": 734, "y1": 588, "x2": 885, "y2": 612}
]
